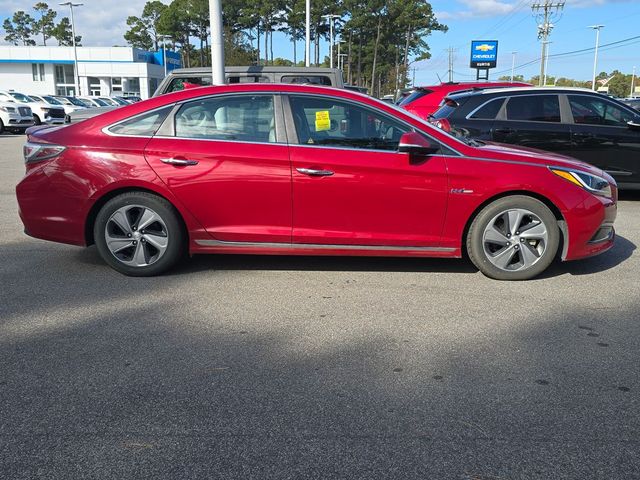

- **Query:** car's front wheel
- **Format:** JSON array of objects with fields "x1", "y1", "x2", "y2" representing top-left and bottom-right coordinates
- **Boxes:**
[
  {"x1": 94, "y1": 192, "x2": 185, "y2": 276},
  {"x1": 467, "y1": 195, "x2": 560, "y2": 280}
]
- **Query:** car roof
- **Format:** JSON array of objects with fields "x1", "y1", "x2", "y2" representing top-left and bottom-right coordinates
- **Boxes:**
[{"x1": 447, "y1": 86, "x2": 597, "y2": 100}]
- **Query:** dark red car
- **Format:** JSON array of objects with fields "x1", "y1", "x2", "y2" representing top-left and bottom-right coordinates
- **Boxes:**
[
  {"x1": 400, "y1": 81, "x2": 531, "y2": 120},
  {"x1": 17, "y1": 83, "x2": 616, "y2": 280}
]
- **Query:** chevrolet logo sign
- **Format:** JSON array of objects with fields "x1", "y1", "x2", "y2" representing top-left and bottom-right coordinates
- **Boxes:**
[{"x1": 475, "y1": 44, "x2": 495, "y2": 52}]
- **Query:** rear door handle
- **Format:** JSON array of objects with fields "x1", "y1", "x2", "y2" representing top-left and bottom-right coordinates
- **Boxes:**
[
  {"x1": 161, "y1": 158, "x2": 199, "y2": 166},
  {"x1": 493, "y1": 128, "x2": 515, "y2": 135},
  {"x1": 296, "y1": 167, "x2": 334, "y2": 177}
]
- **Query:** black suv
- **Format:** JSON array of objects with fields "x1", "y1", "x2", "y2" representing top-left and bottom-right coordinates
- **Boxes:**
[{"x1": 431, "y1": 87, "x2": 640, "y2": 189}]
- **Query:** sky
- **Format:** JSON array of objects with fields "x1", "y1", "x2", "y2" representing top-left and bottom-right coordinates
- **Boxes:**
[{"x1": 1, "y1": 0, "x2": 638, "y2": 86}]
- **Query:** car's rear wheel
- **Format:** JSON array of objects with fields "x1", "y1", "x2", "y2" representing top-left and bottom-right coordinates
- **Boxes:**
[
  {"x1": 467, "y1": 196, "x2": 560, "y2": 280},
  {"x1": 94, "y1": 192, "x2": 184, "y2": 276}
]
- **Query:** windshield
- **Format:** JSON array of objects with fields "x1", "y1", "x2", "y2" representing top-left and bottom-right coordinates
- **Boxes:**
[
  {"x1": 92, "y1": 98, "x2": 109, "y2": 107},
  {"x1": 68, "y1": 97, "x2": 88, "y2": 107},
  {"x1": 42, "y1": 96, "x2": 62, "y2": 105},
  {"x1": 54, "y1": 97, "x2": 71, "y2": 105},
  {"x1": 11, "y1": 92, "x2": 33, "y2": 103}
]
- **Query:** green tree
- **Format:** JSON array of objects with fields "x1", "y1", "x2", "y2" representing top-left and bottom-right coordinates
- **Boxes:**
[
  {"x1": 3, "y1": 11, "x2": 36, "y2": 46},
  {"x1": 51, "y1": 16, "x2": 81, "y2": 46},
  {"x1": 124, "y1": 1, "x2": 167, "y2": 51},
  {"x1": 157, "y1": 0, "x2": 193, "y2": 67},
  {"x1": 32, "y1": 2, "x2": 57, "y2": 46}
]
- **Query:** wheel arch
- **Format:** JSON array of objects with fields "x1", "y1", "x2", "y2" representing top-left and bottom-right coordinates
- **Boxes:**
[
  {"x1": 461, "y1": 190, "x2": 566, "y2": 258},
  {"x1": 85, "y1": 186, "x2": 189, "y2": 246}
]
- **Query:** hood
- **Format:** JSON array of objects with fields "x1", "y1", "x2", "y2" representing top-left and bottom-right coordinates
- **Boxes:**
[{"x1": 473, "y1": 140, "x2": 606, "y2": 176}]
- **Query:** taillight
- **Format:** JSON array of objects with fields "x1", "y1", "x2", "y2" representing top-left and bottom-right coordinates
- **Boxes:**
[
  {"x1": 434, "y1": 118, "x2": 451, "y2": 133},
  {"x1": 23, "y1": 142, "x2": 66, "y2": 164}
]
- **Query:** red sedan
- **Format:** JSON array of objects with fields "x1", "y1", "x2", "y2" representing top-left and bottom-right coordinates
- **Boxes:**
[{"x1": 17, "y1": 84, "x2": 616, "y2": 280}]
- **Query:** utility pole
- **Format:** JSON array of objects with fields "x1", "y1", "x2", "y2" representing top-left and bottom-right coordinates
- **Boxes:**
[
  {"x1": 446, "y1": 47, "x2": 456, "y2": 82},
  {"x1": 510, "y1": 51, "x2": 517, "y2": 82},
  {"x1": 632, "y1": 66, "x2": 637, "y2": 98},
  {"x1": 543, "y1": 41, "x2": 551, "y2": 85},
  {"x1": 589, "y1": 25, "x2": 604, "y2": 90},
  {"x1": 59, "y1": 2, "x2": 82, "y2": 96},
  {"x1": 412, "y1": 67, "x2": 416, "y2": 86},
  {"x1": 532, "y1": 1, "x2": 565, "y2": 87}
]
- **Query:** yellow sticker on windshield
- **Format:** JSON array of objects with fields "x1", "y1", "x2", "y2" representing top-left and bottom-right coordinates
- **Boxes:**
[{"x1": 315, "y1": 110, "x2": 330, "y2": 131}]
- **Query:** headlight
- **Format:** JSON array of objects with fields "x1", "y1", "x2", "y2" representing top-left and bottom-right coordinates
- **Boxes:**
[
  {"x1": 42, "y1": 108, "x2": 50, "y2": 113},
  {"x1": 550, "y1": 167, "x2": 612, "y2": 198},
  {"x1": 0, "y1": 106, "x2": 16, "y2": 113}
]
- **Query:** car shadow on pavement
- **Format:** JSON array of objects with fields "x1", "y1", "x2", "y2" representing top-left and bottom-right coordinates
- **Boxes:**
[{"x1": 56, "y1": 232, "x2": 639, "y2": 279}]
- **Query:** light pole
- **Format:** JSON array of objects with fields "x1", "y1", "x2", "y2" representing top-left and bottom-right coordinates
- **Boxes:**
[
  {"x1": 158, "y1": 35, "x2": 170, "y2": 77},
  {"x1": 59, "y1": 2, "x2": 82, "y2": 96},
  {"x1": 510, "y1": 51, "x2": 517, "y2": 82},
  {"x1": 209, "y1": 0, "x2": 225, "y2": 84},
  {"x1": 589, "y1": 24, "x2": 604, "y2": 90},
  {"x1": 631, "y1": 66, "x2": 636, "y2": 98},
  {"x1": 305, "y1": 0, "x2": 310, "y2": 67},
  {"x1": 337, "y1": 39, "x2": 345, "y2": 70},
  {"x1": 322, "y1": 14, "x2": 340, "y2": 68}
]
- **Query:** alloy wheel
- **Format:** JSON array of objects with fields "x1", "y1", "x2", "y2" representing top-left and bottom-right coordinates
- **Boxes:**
[
  {"x1": 104, "y1": 205, "x2": 169, "y2": 267},
  {"x1": 482, "y1": 208, "x2": 549, "y2": 272}
]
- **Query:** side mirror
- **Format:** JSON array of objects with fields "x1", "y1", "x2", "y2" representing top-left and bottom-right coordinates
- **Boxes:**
[{"x1": 398, "y1": 132, "x2": 439, "y2": 155}]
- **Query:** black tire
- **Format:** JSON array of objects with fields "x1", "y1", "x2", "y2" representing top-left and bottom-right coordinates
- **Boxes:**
[
  {"x1": 33, "y1": 114, "x2": 42, "y2": 125},
  {"x1": 0, "y1": 119, "x2": 4, "y2": 135},
  {"x1": 93, "y1": 192, "x2": 185, "y2": 276},
  {"x1": 466, "y1": 195, "x2": 560, "y2": 281}
]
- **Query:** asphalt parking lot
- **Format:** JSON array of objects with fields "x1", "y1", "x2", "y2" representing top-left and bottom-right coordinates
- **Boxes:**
[{"x1": 1, "y1": 134, "x2": 639, "y2": 479}]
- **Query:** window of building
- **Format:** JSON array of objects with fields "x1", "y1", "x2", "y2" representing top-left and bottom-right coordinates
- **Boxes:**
[
  {"x1": 289, "y1": 95, "x2": 410, "y2": 151},
  {"x1": 505, "y1": 95, "x2": 561, "y2": 122},
  {"x1": 111, "y1": 77, "x2": 123, "y2": 93},
  {"x1": 174, "y1": 95, "x2": 276, "y2": 143},
  {"x1": 125, "y1": 78, "x2": 141, "y2": 96},
  {"x1": 32, "y1": 63, "x2": 45, "y2": 81},
  {"x1": 108, "y1": 106, "x2": 173, "y2": 136}
]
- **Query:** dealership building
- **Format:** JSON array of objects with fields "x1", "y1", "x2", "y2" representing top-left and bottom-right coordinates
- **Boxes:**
[{"x1": 0, "y1": 46, "x2": 181, "y2": 99}]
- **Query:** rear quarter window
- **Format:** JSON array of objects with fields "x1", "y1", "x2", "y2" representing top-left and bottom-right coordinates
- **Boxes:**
[
  {"x1": 107, "y1": 106, "x2": 173, "y2": 136},
  {"x1": 431, "y1": 101, "x2": 458, "y2": 120},
  {"x1": 469, "y1": 98, "x2": 504, "y2": 119}
]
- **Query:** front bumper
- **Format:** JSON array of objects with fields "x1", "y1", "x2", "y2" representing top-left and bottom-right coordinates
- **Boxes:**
[{"x1": 563, "y1": 193, "x2": 617, "y2": 261}]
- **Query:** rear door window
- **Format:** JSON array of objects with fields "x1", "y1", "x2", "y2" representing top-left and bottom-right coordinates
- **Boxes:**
[
  {"x1": 281, "y1": 75, "x2": 332, "y2": 86},
  {"x1": 227, "y1": 75, "x2": 270, "y2": 84},
  {"x1": 506, "y1": 95, "x2": 560, "y2": 122},
  {"x1": 174, "y1": 95, "x2": 276, "y2": 143}
]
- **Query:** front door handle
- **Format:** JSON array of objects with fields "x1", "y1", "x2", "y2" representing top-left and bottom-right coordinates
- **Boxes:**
[
  {"x1": 161, "y1": 158, "x2": 199, "y2": 166},
  {"x1": 296, "y1": 167, "x2": 334, "y2": 177}
]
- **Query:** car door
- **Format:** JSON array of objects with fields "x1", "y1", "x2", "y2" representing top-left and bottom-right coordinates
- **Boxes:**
[
  {"x1": 491, "y1": 94, "x2": 573, "y2": 154},
  {"x1": 144, "y1": 93, "x2": 292, "y2": 243},
  {"x1": 566, "y1": 94, "x2": 640, "y2": 185},
  {"x1": 285, "y1": 94, "x2": 449, "y2": 247}
]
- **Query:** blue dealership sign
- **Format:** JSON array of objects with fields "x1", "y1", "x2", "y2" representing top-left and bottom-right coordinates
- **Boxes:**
[{"x1": 470, "y1": 40, "x2": 498, "y2": 69}]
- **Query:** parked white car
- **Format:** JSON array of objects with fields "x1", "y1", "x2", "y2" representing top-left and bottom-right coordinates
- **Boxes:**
[
  {"x1": 0, "y1": 100, "x2": 33, "y2": 134},
  {"x1": 29, "y1": 94, "x2": 84, "y2": 116},
  {"x1": 0, "y1": 90, "x2": 65, "y2": 125}
]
